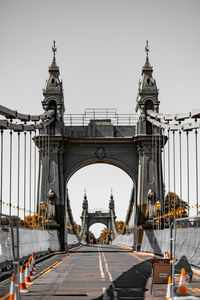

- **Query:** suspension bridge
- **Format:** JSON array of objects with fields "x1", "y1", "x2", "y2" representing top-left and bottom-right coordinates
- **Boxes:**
[{"x1": 0, "y1": 41, "x2": 200, "y2": 299}]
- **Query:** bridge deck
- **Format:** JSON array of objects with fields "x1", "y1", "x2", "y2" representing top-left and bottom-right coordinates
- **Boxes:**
[{"x1": 1, "y1": 245, "x2": 200, "y2": 299}]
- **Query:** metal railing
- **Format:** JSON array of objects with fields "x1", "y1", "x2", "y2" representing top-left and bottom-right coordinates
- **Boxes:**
[
  {"x1": 64, "y1": 108, "x2": 138, "y2": 126},
  {"x1": 88, "y1": 208, "x2": 109, "y2": 214}
]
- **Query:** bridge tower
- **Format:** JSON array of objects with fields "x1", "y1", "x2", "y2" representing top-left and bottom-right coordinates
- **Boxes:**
[
  {"x1": 37, "y1": 41, "x2": 66, "y2": 245},
  {"x1": 36, "y1": 41, "x2": 165, "y2": 250},
  {"x1": 135, "y1": 41, "x2": 164, "y2": 225},
  {"x1": 80, "y1": 192, "x2": 117, "y2": 244}
]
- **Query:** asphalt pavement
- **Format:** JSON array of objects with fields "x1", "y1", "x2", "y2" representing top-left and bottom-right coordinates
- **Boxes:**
[{"x1": 0, "y1": 244, "x2": 200, "y2": 300}]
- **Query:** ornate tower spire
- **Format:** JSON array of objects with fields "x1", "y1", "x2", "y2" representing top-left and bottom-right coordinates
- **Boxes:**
[
  {"x1": 50, "y1": 40, "x2": 59, "y2": 71},
  {"x1": 142, "y1": 40, "x2": 153, "y2": 73},
  {"x1": 82, "y1": 190, "x2": 88, "y2": 210},
  {"x1": 136, "y1": 41, "x2": 159, "y2": 123},
  {"x1": 84, "y1": 188, "x2": 87, "y2": 199},
  {"x1": 110, "y1": 188, "x2": 113, "y2": 198},
  {"x1": 42, "y1": 41, "x2": 65, "y2": 134},
  {"x1": 52, "y1": 40, "x2": 57, "y2": 59},
  {"x1": 109, "y1": 190, "x2": 114, "y2": 209}
]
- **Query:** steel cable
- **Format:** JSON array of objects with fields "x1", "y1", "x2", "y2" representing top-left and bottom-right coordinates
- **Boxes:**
[
  {"x1": 186, "y1": 131, "x2": 190, "y2": 217},
  {"x1": 163, "y1": 128, "x2": 165, "y2": 228},
  {"x1": 23, "y1": 130, "x2": 27, "y2": 221},
  {"x1": 29, "y1": 131, "x2": 32, "y2": 221},
  {"x1": 195, "y1": 128, "x2": 198, "y2": 215},
  {"x1": 173, "y1": 131, "x2": 176, "y2": 221},
  {"x1": 9, "y1": 128, "x2": 13, "y2": 216},
  {"x1": 34, "y1": 129, "x2": 36, "y2": 226},
  {"x1": 152, "y1": 125, "x2": 155, "y2": 229},
  {"x1": 179, "y1": 129, "x2": 182, "y2": 218},
  {"x1": 168, "y1": 129, "x2": 171, "y2": 226},
  {"x1": 0, "y1": 130, "x2": 3, "y2": 214},
  {"x1": 158, "y1": 127, "x2": 162, "y2": 229},
  {"x1": 17, "y1": 132, "x2": 20, "y2": 218}
]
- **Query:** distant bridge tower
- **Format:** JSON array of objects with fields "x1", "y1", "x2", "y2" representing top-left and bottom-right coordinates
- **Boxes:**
[{"x1": 80, "y1": 192, "x2": 117, "y2": 244}]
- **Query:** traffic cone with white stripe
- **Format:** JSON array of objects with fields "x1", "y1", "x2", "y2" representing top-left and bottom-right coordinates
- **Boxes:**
[
  {"x1": 165, "y1": 275, "x2": 173, "y2": 300},
  {"x1": 32, "y1": 253, "x2": 36, "y2": 270},
  {"x1": 164, "y1": 251, "x2": 168, "y2": 259},
  {"x1": 9, "y1": 274, "x2": 16, "y2": 300},
  {"x1": 28, "y1": 258, "x2": 34, "y2": 278},
  {"x1": 178, "y1": 268, "x2": 187, "y2": 295},
  {"x1": 19, "y1": 266, "x2": 28, "y2": 293},
  {"x1": 25, "y1": 262, "x2": 31, "y2": 285}
]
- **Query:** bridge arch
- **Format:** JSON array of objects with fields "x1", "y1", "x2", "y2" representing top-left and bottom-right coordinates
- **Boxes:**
[
  {"x1": 64, "y1": 157, "x2": 137, "y2": 188},
  {"x1": 88, "y1": 219, "x2": 108, "y2": 228}
]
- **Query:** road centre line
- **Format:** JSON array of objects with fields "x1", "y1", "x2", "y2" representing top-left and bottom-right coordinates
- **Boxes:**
[
  {"x1": 100, "y1": 246, "x2": 113, "y2": 282},
  {"x1": 98, "y1": 245, "x2": 105, "y2": 280}
]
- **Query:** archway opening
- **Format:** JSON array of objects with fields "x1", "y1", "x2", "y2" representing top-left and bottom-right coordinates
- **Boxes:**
[
  {"x1": 89, "y1": 223, "x2": 107, "y2": 241},
  {"x1": 67, "y1": 163, "x2": 133, "y2": 238}
]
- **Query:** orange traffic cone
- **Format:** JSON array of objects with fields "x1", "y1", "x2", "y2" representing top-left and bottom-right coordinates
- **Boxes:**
[
  {"x1": 32, "y1": 253, "x2": 36, "y2": 269},
  {"x1": 19, "y1": 266, "x2": 28, "y2": 293},
  {"x1": 31, "y1": 255, "x2": 36, "y2": 274},
  {"x1": 174, "y1": 257, "x2": 177, "y2": 263},
  {"x1": 25, "y1": 262, "x2": 31, "y2": 284},
  {"x1": 178, "y1": 268, "x2": 187, "y2": 295},
  {"x1": 165, "y1": 275, "x2": 173, "y2": 300},
  {"x1": 9, "y1": 274, "x2": 16, "y2": 300},
  {"x1": 164, "y1": 251, "x2": 168, "y2": 259},
  {"x1": 28, "y1": 258, "x2": 33, "y2": 277}
]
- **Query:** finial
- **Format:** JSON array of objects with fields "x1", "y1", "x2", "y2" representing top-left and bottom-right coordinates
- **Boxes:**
[
  {"x1": 84, "y1": 188, "x2": 87, "y2": 198},
  {"x1": 52, "y1": 40, "x2": 57, "y2": 59},
  {"x1": 111, "y1": 188, "x2": 113, "y2": 197},
  {"x1": 145, "y1": 40, "x2": 149, "y2": 59}
]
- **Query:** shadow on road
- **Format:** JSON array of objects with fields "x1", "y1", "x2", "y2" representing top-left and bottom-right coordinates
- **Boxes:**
[{"x1": 94, "y1": 258, "x2": 152, "y2": 300}]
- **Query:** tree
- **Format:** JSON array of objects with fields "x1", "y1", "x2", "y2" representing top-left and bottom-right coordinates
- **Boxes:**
[
  {"x1": 99, "y1": 228, "x2": 108, "y2": 244},
  {"x1": 155, "y1": 192, "x2": 188, "y2": 228},
  {"x1": 115, "y1": 221, "x2": 124, "y2": 234}
]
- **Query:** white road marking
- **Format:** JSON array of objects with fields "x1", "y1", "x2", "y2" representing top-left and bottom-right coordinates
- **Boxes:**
[
  {"x1": 100, "y1": 245, "x2": 113, "y2": 282},
  {"x1": 98, "y1": 245, "x2": 105, "y2": 280}
]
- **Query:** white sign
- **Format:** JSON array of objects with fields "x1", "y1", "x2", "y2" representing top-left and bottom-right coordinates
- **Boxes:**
[{"x1": 159, "y1": 273, "x2": 168, "y2": 278}]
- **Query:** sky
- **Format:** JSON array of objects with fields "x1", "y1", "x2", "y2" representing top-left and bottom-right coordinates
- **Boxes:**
[{"x1": 0, "y1": 0, "x2": 200, "y2": 237}]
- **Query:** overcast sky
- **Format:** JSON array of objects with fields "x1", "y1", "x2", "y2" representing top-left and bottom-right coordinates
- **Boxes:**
[{"x1": 1, "y1": 0, "x2": 200, "y2": 236}]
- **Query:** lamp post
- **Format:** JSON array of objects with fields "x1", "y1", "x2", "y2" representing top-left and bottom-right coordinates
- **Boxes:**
[
  {"x1": 155, "y1": 200, "x2": 161, "y2": 230},
  {"x1": 40, "y1": 201, "x2": 46, "y2": 230}
]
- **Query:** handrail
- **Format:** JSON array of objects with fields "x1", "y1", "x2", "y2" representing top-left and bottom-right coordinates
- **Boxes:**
[{"x1": 64, "y1": 113, "x2": 138, "y2": 126}]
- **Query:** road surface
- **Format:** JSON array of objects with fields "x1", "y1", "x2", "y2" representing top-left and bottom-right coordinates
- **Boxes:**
[{"x1": 1, "y1": 244, "x2": 200, "y2": 299}]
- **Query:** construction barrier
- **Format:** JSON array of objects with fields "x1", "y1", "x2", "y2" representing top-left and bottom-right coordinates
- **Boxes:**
[
  {"x1": 0, "y1": 226, "x2": 81, "y2": 270},
  {"x1": 112, "y1": 228, "x2": 200, "y2": 268}
]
